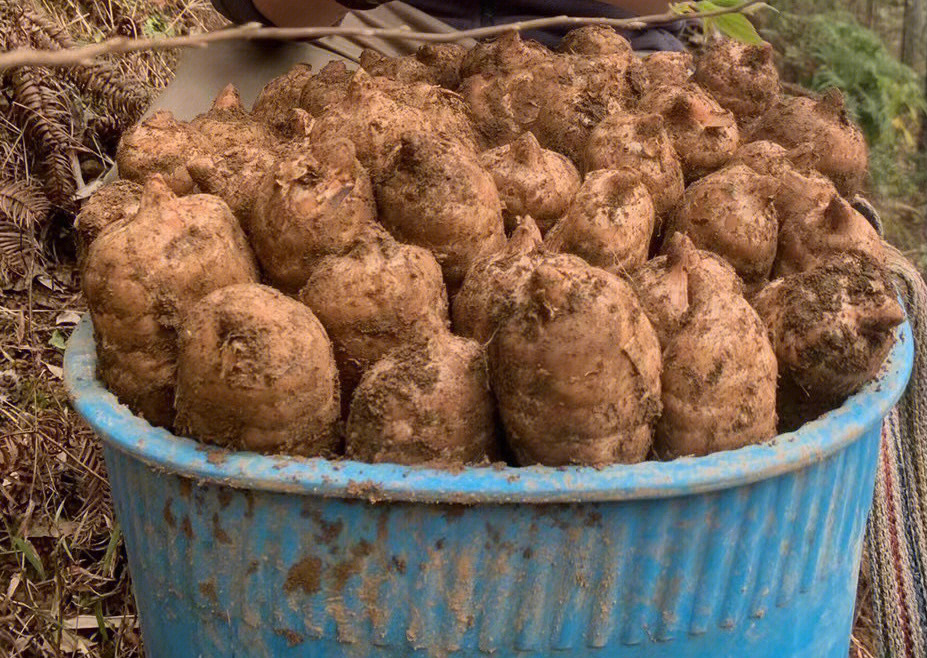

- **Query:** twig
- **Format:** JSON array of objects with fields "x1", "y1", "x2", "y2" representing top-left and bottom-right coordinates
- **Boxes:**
[{"x1": 0, "y1": 1, "x2": 763, "y2": 71}]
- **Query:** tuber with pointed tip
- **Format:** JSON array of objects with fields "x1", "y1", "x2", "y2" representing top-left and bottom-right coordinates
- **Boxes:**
[
  {"x1": 250, "y1": 63, "x2": 315, "y2": 135},
  {"x1": 558, "y1": 25, "x2": 633, "y2": 57},
  {"x1": 360, "y1": 48, "x2": 439, "y2": 85},
  {"x1": 458, "y1": 70, "x2": 538, "y2": 149},
  {"x1": 751, "y1": 90, "x2": 869, "y2": 196},
  {"x1": 414, "y1": 43, "x2": 467, "y2": 89},
  {"x1": 665, "y1": 164, "x2": 779, "y2": 286},
  {"x1": 311, "y1": 68, "x2": 478, "y2": 176},
  {"x1": 116, "y1": 110, "x2": 209, "y2": 194},
  {"x1": 461, "y1": 30, "x2": 636, "y2": 162},
  {"x1": 489, "y1": 254, "x2": 662, "y2": 466},
  {"x1": 298, "y1": 233, "x2": 450, "y2": 412},
  {"x1": 642, "y1": 51, "x2": 694, "y2": 88},
  {"x1": 188, "y1": 107, "x2": 317, "y2": 224},
  {"x1": 191, "y1": 84, "x2": 276, "y2": 154},
  {"x1": 174, "y1": 283, "x2": 340, "y2": 457},
  {"x1": 461, "y1": 31, "x2": 554, "y2": 79},
  {"x1": 694, "y1": 39, "x2": 780, "y2": 127},
  {"x1": 375, "y1": 131, "x2": 505, "y2": 291},
  {"x1": 584, "y1": 112, "x2": 684, "y2": 218},
  {"x1": 632, "y1": 234, "x2": 778, "y2": 458},
  {"x1": 298, "y1": 60, "x2": 352, "y2": 117},
  {"x1": 186, "y1": 145, "x2": 279, "y2": 224},
  {"x1": 452, "y1": 216, "x2": 543, "y2": 344},
  {"x1": 639, "y1": 82, "x2": 740, "y2": 181},
  {"x1": 361, "y1": 43, "x2": 469, "y2": 89},
  {"x1": 776, "y1": 181, "x2": 885, "y2": 278},
  {"x1": 182, "y1": 85, "x2": 280, "y2": 221},
  {"x1": 75, "y1": 180, "x2": 142, "y2": 266},
  {"x1": 82, "y1": 176, "x2": 259, "y2": 428},
  {"x1": 545, "y1": 168, "x2": 656, "y2": 275},
  {"x1": 479, "y1": 132, "x2": 580, "y2": 234},
  {"x1": 346, "y1": 334, "x2": 498, "y2": 466},
  {"x1": 631, "y1": 233, "x2": 743, "y2": 348},
  {"x1": 752, "y1": 253, "x2": 904, "y2": 430},
  {"x1": 247, "y1": 138, "x2": 378, "y2": 293},
  {"x1": 730, "y1": 140, "x2": 811, "y2": 178},
  {"x1": 309, "y1": 69, "x2": 415, "y2": 175}
]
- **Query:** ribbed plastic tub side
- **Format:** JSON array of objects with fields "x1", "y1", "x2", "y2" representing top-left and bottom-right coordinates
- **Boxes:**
[
  {"x1": 66, "y1": 316, "x2": 913, "y2": 657},
  {"x1": 106, "y1": 424, "x2": 878, "y2": 658}
]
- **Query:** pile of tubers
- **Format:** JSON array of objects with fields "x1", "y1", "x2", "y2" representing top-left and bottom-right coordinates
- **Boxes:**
[{"x1": 81, "y1": 29, "x2": 904, "y2": 467}]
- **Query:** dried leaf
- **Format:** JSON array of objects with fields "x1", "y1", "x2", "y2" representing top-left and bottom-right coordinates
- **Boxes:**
[
  {"x1": 56, "y1": 310, "x2": 81, "y2": 325},
  {"x1": 0, "y1": 178, "x2": 50, "y2": 229},
  {"x1": 0, "y1": 220, "x2": 39, "y2": 255},
  {"x1": 5, "y1": 572, "x2": 21, "y2": 599},
  {"x1": 8, "y1": 54, "x2": 77, "y2": 206},
  {"x1": 44, "y1": 628, "x2": 96, "y2": 655},
  {"x1": 21, "y1": 4, "x2": 75, "y2": 48}
]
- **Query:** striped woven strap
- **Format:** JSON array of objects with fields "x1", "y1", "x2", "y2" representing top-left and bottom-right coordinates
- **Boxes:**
[{"x1": 866, "y1": 244, "x2": 927, "y2": 658}]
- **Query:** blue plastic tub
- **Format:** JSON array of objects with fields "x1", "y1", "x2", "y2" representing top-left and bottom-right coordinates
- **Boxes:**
[{"x1": 65, "y1": 315, "x2": 914, "y2": 657}]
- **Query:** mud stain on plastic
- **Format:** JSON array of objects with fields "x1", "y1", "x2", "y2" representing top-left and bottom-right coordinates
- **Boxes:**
[
  {"x1": 163, "y1": 498, "x2": 176, "y2": 528},
  {"x1": 217, "y1": 488, "x2": 233, "y2": 508},
  {"x1": 437, "y1": 504, "x2": 467, "y2": 519},
  {"x1": 181, "y1": 517, "x2": 194, "y2": 539},
  {"x1": 198, "y1": 581, "x2": 218, "y2": 603},
  {"x1": 285, "y1": 555, "x2": 322, "y2": 595},
  {"x1": 206, "y1": 450, "x2": 228, "y2": 465},
  {"x1": 212, "y1": 513, "x2": 232, "y2": 544},
  {"x1": 358, "y1": 514, "x2": 392, "y2": 632},
  {"x1": 326, "y1": 537, "x2": 377, "y2": 644},
  {"x1": 179, "y1": 478, "x2": 192, "y2": 499},
  {"x1": 333, "y1": 540, "x2": 373, "y2": 590},
  {"x1": 346, "y1": 480, "x2": 384, "y2": 503},
  {"x1": 301, "y1": 504, "x2": 344, "y2": 545},
  {"x1": 448, "y1": 548, "x2": 477, "y2": 642},
  {"x1": 275, "y1": 628, "x2": 305, "y2": 647}
]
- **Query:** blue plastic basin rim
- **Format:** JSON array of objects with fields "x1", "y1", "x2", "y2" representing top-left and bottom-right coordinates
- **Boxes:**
[{"x1": 64, "y1": 315, "x2": 914, "y2": 504}]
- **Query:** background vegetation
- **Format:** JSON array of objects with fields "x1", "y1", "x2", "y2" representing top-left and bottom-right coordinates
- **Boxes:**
[{"x1": 762, "y1": 0, "x2": 927, "y2": 269}]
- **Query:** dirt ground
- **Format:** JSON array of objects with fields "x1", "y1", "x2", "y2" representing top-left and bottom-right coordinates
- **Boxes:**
[{"x1": 0, "y1": 1, "x2": 921, "y2": 656}]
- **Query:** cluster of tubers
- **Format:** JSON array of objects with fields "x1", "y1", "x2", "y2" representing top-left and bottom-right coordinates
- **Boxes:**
[{"x1": 81, "y1": 29, "x2": 903, "y2": 468}]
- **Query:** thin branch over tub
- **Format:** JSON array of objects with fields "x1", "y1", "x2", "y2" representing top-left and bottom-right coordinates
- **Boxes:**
[{"x1": 0, "y1": 0, "x2": 764, "y2": 71}]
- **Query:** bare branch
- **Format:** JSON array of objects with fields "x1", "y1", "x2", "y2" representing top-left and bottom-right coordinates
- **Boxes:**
[{"x1": 0, "y1": 1, "x2": 764, "y2": 72}]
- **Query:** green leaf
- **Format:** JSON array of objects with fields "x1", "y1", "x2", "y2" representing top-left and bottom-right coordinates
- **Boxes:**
[
  {"x1": 12, "y1": 535, "x2": 46, "y2": 580},
  {"x1": 48, "y1": 329, "x2": 67, "y2": 351},
  {"x1": 709, "y1": 0, "x2": 746, "y2": 7},
  {"x1": 694, "y1": 0, "x2": 722, "y2": 11},
  {"x1": 743, "y1": 2, "x2": 778, "y2": 15},
  {"x1": 712, "y1": 13, "x2": 765, "y2": 44},
  {"x1": 94, "y1": 600, "x2": 110, "y2": 643},
  {"x1": 102, "y1": 524, "x2": 121, "y2": 575}
]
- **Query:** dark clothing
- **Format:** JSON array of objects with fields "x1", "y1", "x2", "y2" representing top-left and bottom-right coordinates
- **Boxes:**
[
  {"x1": 212, "y1": 0, "x2": 685, "y2": 51},
  {"x1": 407, "y1": 0, "x2": 685, "y2": 51}
]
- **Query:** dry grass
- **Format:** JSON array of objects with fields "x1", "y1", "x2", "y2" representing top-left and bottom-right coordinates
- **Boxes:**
[
  {"x1": 0, "y1": 268, "x2": 140, "y2": 657},
  {"x1": 0, "y1": 2, "x2": 221, "y2": 655}
]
